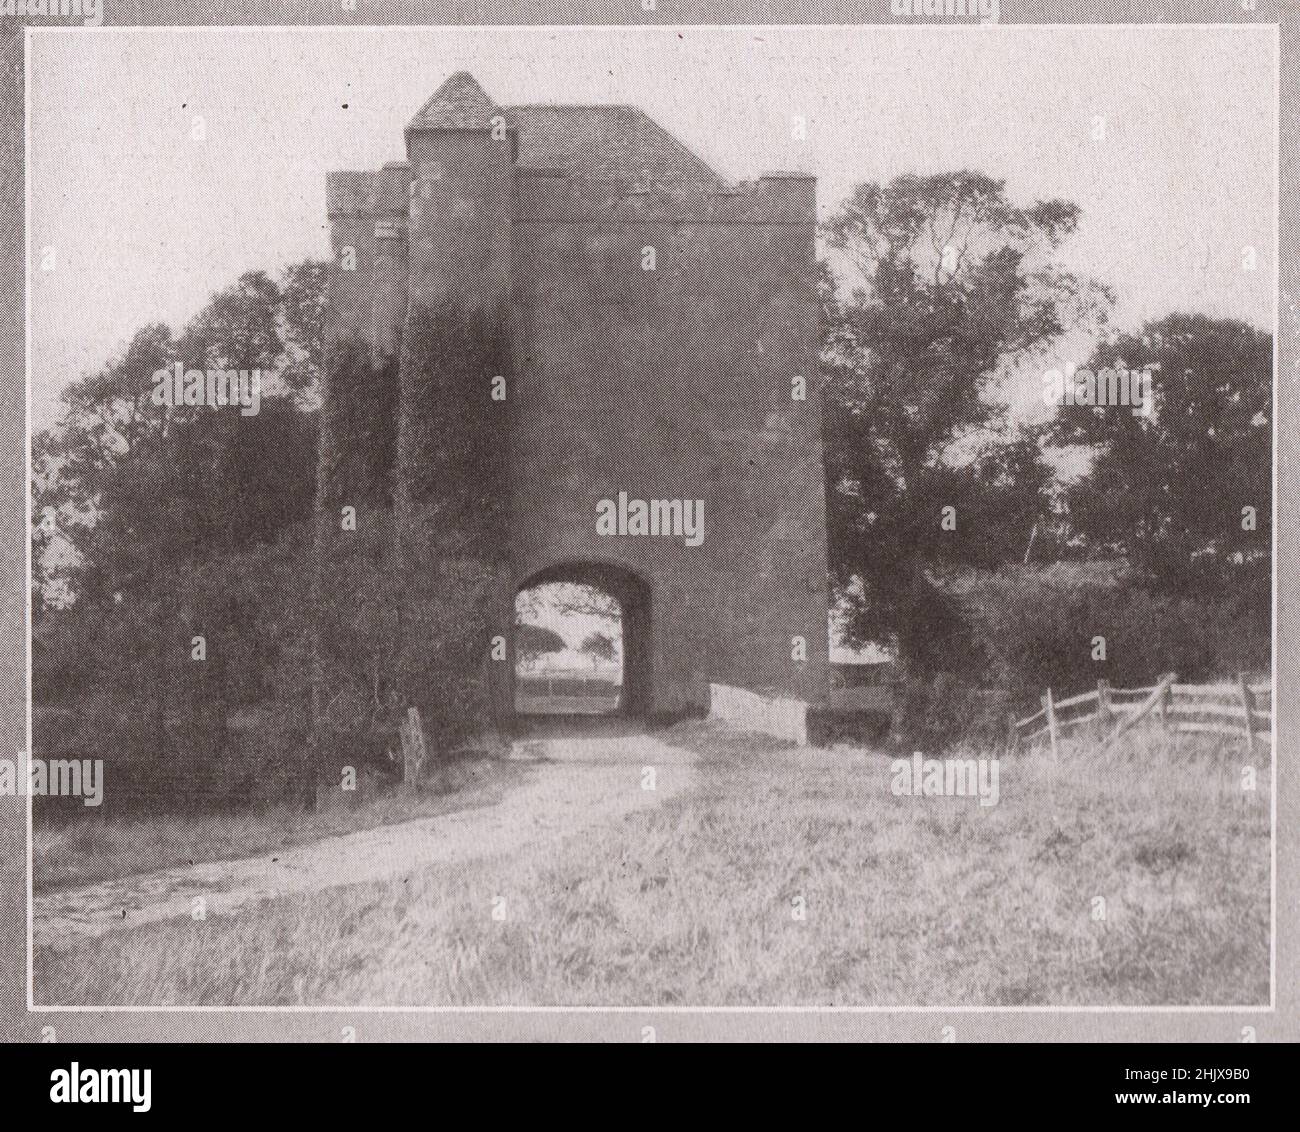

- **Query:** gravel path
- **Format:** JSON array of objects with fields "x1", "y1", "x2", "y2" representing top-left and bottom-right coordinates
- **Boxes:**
[{"x1": 33, "y1": 727, "x2": 695, "y2": 948}]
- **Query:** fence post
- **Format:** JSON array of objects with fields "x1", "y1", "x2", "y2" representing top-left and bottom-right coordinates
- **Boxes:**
[
  {"x1": 1006, "y1": 711, "x2": 1019, "y2": 753},
  {"x1": 1155, "y1": 679, "x2": 1170, "y2": 731},
  {"x1": 1042, "y1": 688, "x2": 1059, "y2": 760},
  {"x1": 1237, "y1": 672, "x2": 1255, "y2": 756},
  {"x1": 399, "y1": 706, "x2": 428, "y2": 789},
  {"x1": 1104, "y1": 672, "x2": 1177, "y2": 749},
  {"x1": 1096, "y1": 679, "x2": 1111, "y2": 740}
]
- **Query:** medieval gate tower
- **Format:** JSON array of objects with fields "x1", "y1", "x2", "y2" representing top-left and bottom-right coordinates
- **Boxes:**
[{"x1": 325, "y1": 72, "x2": 830, "y2": 717}]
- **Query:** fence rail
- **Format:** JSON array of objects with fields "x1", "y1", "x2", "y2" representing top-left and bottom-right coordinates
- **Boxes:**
[
  {"x1": 1009, "y1": 673, "x2": 1273, "y2": 756},
  {"x1": 516, "y1": 671, "x2": 622, "y2": 700}
]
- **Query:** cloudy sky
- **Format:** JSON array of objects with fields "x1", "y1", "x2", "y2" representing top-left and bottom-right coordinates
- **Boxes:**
[{"x1": 28, "y1": 22, "x2": 1275, "y2": 433}]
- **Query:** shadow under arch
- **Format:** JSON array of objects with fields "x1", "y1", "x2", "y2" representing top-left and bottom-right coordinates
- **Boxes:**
[{"x1": 514, "y1": 560, "x2": 653, "y2": 718}]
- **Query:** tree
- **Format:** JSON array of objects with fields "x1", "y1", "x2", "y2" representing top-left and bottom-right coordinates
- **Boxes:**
[
  {"x1": 821, "y1": 170, "x2": 1108, "y2": 671},
  {"x1": 1050, "y1": 313, "x2": 1271, "y2": 597},
  {"x1": 553, "y1": 583, "x2": 619, "y2": 621},
  {"x1": 174, "y1": 260, "x2": 329, "y2": 405},
  {"x1": 33, "y1": 331, "x2": 317, "y2": 608},
  {"x1": 177, "y1": 270, "x2": 282, "y2": 376},
  {"x1": 515, "y1": 623, "x2": 566, "y2": 664},
  {"x1": 579, "y1": 630, "x2": 618, "y2": 668},
  {"x1": 515, "y1": 582, "x2": 620, "y2": 633},
  {"x1": 31, "y1": 264, "x2": 325, "y2": 795},
  {"x1": 279, "y1": 260, "x2": 330, "y2": 403}
]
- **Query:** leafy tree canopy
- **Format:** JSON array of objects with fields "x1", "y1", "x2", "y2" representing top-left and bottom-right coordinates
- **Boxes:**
[
  {"x1": 579, "y1": 630, "x2": 618, "y2": 665},
  {"x1": 821, "y1": 170, "x2": 1108, "y2": 670},
  {"x1": 1050, "y1": 312, "x2": 1271, "y2": 594},
  {"x1": 515, "y1": 623, "x2": 566, "y2": 661}
]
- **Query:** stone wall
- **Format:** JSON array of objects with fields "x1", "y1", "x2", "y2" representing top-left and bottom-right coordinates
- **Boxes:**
[
  {"x1": 709, "y1": 682, "x2": 809, "y2": 746},
  {"x1": 509, "y1": 175, "x2": 828, "y2": 712},
  {"x1": 326, "y1": 126, "x2": 830, "y2": 717}
]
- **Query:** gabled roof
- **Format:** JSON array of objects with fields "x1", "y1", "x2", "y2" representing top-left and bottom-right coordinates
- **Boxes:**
[
  {"x1": 407, "y1": 71, "x2": 503, "y2": 132},
  {"x1": 505, "y1": 103, "x2": 723, "y2": 188},
  {"x1": 408, "y1": 72, "x2": 725, "y2": 187}
]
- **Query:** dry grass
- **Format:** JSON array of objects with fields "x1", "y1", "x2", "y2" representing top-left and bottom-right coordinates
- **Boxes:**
[
  {"x1": 32, "y1": 722, "x2": 1270, "y2": 1007},
  {"x1": 33, "y1": 756, "x2": 525, "y2": 894}
]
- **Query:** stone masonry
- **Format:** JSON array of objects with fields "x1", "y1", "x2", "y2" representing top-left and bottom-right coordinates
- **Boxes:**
[{"x1": 325, "y1": 72, "x2": 830, "y2": 715}]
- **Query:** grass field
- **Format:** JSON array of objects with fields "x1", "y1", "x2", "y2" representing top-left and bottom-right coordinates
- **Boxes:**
[{"x1": 32, "y1": 722, "x2": 1270, "y2": 1007}]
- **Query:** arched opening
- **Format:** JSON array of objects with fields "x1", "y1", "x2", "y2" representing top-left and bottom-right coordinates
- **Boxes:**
[
  {"x1": 513, "y1": 562, "x2": 651, "y2": 717},
  {"x1": 514, "y1": 583, "x2": 623, "y2": 715}
]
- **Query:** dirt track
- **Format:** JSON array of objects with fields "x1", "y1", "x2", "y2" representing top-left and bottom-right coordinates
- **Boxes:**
[{"x1": 33, "y1": 725, "x2": 695, "y2": 949}]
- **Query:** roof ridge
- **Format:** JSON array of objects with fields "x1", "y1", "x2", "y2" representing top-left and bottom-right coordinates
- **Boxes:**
[{"x1": 505, "y1": 102, "x2": 639, "y2": 111}]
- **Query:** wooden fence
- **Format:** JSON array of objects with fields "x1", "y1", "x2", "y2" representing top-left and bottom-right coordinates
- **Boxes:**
[
  {"x1": 1009, "y1": 673, "x2": 1272, "y2": 757},
  {"x1": 516, "y1": 671, "x2": 621, "y2": 699}
]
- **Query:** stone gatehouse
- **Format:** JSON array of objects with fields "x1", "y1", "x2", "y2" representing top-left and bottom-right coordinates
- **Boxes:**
[{"x1": 325, "y1": 71, "x2": 829, "y2": 715}]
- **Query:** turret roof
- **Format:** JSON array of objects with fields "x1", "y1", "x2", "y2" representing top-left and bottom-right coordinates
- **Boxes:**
[{"x1": 407, "y1": 71, "x2": 503, "y2": 131}]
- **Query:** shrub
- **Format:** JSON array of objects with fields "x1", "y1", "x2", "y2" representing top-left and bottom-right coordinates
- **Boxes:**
[
  {"x1": 882, "y1": 560, "x2": 1269, "y2": 748},
  {"x1": 887, "y1": 667, "x2": 1011, "y2": 752},
  {"x1": 953, "y1": 561, "x2": 1270, "y2": 713}
]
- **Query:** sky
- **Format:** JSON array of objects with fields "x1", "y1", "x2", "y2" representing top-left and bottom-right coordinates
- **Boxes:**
[
  {"x1": 28, "y1": 23, "x2": 1275, "y2": 434},
  {"x1": 516, "y1": 582, "x2": 621, "y2": 673}
]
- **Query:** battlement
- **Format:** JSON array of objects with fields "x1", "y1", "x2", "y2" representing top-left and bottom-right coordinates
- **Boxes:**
[
  {"x1": 325, "y1": 170, "x2": 377, "y2": 218},
  {"x1": 331, "y1": 166, "x2": 816, "y2": 226}
]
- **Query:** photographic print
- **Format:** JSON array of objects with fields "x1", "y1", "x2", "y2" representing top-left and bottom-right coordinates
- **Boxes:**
[{"x1": 14, "y1": 13, "x2": 1280, "y2": 1026}]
